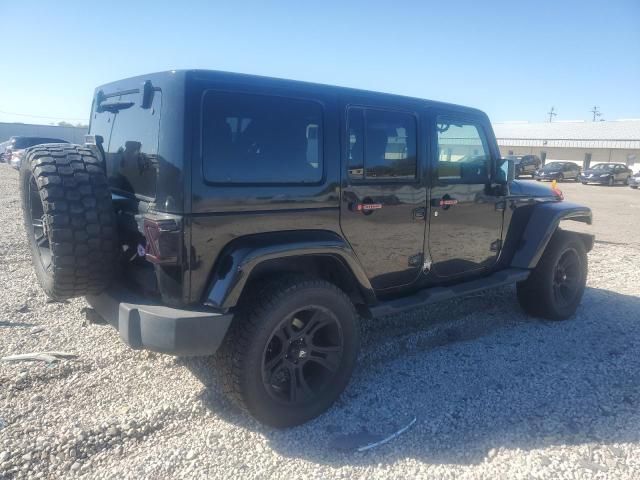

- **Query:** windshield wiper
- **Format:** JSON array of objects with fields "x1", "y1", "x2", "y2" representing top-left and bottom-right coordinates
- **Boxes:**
[{"x1": 98, "y1": 100, "x2": 134, "y2": 113}]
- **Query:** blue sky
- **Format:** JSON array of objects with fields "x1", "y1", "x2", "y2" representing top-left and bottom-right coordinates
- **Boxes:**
[{"x1": 1, "y1": 0, "x2": 638, "y2": 125}]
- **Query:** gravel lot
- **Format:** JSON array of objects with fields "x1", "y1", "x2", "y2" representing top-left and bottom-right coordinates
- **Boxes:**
[{"x1": 1, "y1": 164, "x2": 639, "y2": 479}]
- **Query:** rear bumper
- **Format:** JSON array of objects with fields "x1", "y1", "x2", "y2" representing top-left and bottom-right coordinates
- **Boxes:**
[{"x1": 86, "y1": 288, "x2": 233, "y2": 356}]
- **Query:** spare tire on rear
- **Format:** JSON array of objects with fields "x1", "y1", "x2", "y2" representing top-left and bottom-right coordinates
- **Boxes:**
[{"x1": 19, "y1": 144, "x2": 118, "y2": 300}]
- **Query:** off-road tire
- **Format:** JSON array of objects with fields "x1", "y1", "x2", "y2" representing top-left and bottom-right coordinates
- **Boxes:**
[
  {"x1": 19, "y1": 144, "x2": 117, "y2": 300},
  {"x1": 516, "y1": 230, "x2": 587, "y2": 320},
  {"x1": 216, "y1": 276, "x2": 360, "y2": 427}
]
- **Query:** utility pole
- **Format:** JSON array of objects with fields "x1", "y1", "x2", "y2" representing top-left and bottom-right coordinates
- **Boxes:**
[
  {"x1": 590, "y1": 106, "x2": 602, "y2": 122},
  {"x1": 547, "y1": 106, "x2": 557, "y2": 122}
]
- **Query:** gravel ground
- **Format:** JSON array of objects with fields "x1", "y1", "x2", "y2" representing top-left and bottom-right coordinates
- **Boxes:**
[{"x1": 1, "y1": 164, "x2": 639, "y2": 479}]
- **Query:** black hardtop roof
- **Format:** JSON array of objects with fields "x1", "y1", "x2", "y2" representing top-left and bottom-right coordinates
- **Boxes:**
[{"x1": 95, "y1": 69, "x2": 488, "y2": 117}]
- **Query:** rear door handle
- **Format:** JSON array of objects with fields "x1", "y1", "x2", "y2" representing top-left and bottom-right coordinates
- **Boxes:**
[{"x1": 430, "y1": 195, "x2": 458, "y2": 210}]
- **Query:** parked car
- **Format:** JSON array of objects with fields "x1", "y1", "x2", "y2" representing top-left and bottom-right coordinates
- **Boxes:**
[
  {"x1": 18, "y1": 70, "x2": 594, "y2": 427},
  {"x1": 506, "y1": 154, "x2": 542, "y2": 178},
  {"x1": 6, "y1": 136, "x2": 69, "y2": 169},
  {"x1": 0, "y1": 140, "x2": 11, "y2": 163},
  {"x1": 534, "y1": 162, "x2": 581, "y2": 182},
  {"x1": 629, "y1": 171, "x2": 640, "y2": 189},
  {"x1": 579, "y1": 163, "x2": 633, "y2": 186}
]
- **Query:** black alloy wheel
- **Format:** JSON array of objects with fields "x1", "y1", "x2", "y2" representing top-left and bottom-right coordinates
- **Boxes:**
[
  {"x1": 262, "y1": 306, "x2": 343, "y2": 405},
  {"x1": 27, "y1": 176, "x2": 51, "y2": 272},
  {"x1": 551, "y1": 248, "x2": 582, "y2": 310},
  {"x1": 216, "y1": 277, "x2": 360, "y2": 427}
]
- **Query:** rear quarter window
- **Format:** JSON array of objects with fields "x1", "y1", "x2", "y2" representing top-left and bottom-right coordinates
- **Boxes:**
[{"x1": 201, "y1": 91, "x2": 323, "y2": 184}]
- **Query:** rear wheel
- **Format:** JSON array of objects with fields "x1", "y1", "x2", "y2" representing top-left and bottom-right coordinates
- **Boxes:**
[
  {"x1": 216, "y1": 277, "x2": 360, "y2": 427},
  {"x1": 19, "y1": 144, "x2": 117, "y2": 300},
  {"x1": 517, "y1": 230, "x2": 587, "y2": 320}
]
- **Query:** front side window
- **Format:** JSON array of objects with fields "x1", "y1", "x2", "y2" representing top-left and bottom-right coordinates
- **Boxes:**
[
  {"x1": 347, "y1": 108, "x2": 417, "y2": 180},
  {"x1": 202, "y1": 91, "x2": 323, "y2": 184},
  {"x1": 436, "y1": 119, "x2": 490, "y2": 183}
]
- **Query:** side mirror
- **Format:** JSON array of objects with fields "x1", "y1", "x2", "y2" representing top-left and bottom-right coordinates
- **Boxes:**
[{"x1": 497, "y1": 158, "x2": 515, "y2": 184}]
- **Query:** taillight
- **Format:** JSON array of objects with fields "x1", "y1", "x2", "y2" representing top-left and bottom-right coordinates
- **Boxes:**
[{"x1": 142, "y1": 214, "x2": 182, "y2": 264}]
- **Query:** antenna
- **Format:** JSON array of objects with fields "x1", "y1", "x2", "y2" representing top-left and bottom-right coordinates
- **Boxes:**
[
  {"x1": 547, "y1": 106, "x2": 557, "y2": 122},
  {"x1": 590, "y1": 106, "x2": 602, "y2": 122}
]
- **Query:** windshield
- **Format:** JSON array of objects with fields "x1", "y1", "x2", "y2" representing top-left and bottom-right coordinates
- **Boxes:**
[
  {"x1": 542, "y1": 163, "x2": 564, "y2": 171},
  {"x1": 592, "y1": 163, "x2": 615, "y2": 170}
]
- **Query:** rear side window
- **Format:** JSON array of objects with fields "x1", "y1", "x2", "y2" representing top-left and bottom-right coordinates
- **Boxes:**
[
  {"x1": 202, "y1": 92, "x2": 323, "y2": 184},
  {"x1": 347, "y1": 108, "x2": 417, "y2": 180}
]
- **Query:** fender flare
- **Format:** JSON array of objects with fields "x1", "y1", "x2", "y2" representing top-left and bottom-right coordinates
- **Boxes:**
[
  {"x1": 510, "y1": 201, "x2": 593, "y2": 269},
  {"x1": 204, "y1": 231, "x2": 375, "y2": 310}
]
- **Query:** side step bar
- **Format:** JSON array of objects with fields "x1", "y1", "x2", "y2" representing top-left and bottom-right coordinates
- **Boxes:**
[{"x1": 370, "y1": 268, "x2": 531, "y2": 318}]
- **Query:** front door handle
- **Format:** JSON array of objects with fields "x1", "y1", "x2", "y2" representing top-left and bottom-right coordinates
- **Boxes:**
[{"x1": 413, "y1": 207, "x2": 426, "y2": 219}]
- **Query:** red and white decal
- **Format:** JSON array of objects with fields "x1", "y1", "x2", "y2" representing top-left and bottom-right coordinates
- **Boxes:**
[{"x1": 356, "y1": 203, "x2": 383, "y2": 211}]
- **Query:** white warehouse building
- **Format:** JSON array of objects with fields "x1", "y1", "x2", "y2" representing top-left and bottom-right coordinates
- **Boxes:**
[{"x1": 493, "y1": 120, "x2": 640, "y2": 173}]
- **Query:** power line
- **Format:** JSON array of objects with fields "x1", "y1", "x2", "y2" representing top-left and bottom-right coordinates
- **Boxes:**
[{"x1": 0, "y1": 109, "x2": 87, "y2": 122}]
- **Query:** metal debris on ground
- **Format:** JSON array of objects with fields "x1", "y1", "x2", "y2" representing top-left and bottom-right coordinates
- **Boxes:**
[
  {"x1": 330, "y1": 417, "x2": 418, "y2": 452},
  {"x1": 356, "y1": 417, "x2": 417, "y2": 452},
  {"x1": 1, "y1": 351, "x2": 78, "y2": 364}
]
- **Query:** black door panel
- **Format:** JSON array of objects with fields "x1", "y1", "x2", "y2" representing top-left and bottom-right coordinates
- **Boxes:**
[
  {"x1": 427, "y1": 115, "x2": 504, "y2": 278},
  {"x1": 340, "y1": 107, "x2": 427, "y2": 291}
]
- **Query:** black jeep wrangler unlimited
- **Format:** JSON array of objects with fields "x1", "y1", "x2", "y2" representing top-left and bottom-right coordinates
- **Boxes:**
[{"x1": 20, "y1": 70, "x2": 593, "y2": 427}]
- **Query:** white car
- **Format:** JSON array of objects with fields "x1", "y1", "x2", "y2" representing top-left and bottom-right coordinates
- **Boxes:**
[{"x1": 5, "y1": 136, "x2": 70, "y2": 169}]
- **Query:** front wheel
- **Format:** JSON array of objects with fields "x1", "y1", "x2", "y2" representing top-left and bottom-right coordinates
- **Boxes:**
[
  {"x1": 216, "y1": 277, "x2": 360, "y2": 427},
  {"x1": 517, "y1": 231, "x2": 588, "y2": 320}
]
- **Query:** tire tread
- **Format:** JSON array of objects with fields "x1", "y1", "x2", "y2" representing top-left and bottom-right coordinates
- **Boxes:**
[{"x1": 21, "y1": 144, "x2": 117, "y2": 300}]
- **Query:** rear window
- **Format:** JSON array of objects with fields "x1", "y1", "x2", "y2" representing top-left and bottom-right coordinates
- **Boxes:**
[
  {"x1": 201, "y1": 91, "x2": 323, "y2": 184},
  {"x1": 94, "y1": 91, "x2": 162, "y2": 199}
]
